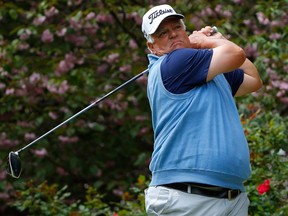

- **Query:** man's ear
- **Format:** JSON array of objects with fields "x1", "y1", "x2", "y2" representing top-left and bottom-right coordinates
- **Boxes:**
[{"x1": 147, "y1": 41, "x2": 155, "y2": 54}]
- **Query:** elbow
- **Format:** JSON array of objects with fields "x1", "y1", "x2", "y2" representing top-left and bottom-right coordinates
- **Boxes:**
[
  {"x1": 238, "y1": 48, "x2": 246, "y2": 67},
  {"x1": 251, "y1": 76, "x2": 263, "y2": 93},
  {"x1": 255, "y1": 78, "x2": 263, "y2": 91}
]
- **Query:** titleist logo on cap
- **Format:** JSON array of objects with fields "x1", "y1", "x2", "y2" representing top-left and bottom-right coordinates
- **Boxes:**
[{"x1": 148, "y1": 8, "x2": 173, "y2": 24}]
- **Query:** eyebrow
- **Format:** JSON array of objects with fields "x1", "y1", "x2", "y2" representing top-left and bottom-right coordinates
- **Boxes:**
[{"x1": 154, "y1": 18, "x2": 182, "y2": 34}]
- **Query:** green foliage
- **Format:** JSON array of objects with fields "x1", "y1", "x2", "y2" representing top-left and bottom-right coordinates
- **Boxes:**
[
  {"x1": 9, "y1": 177, "x2": 148, "y2": 216},
  {"x1": 243, "y1": 110, "x2": 288, "y2": 215},
  {"x1": 0, "y1": 0, "x2": 287, "y2": 215}
]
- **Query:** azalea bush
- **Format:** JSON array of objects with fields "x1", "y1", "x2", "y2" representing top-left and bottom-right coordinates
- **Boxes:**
[
  {"x1": 243, "y1": 111, "x2": 288, "y2": 215},
  {"x1": 0, "y1": 0, "x2": 288, "y2": 215}
]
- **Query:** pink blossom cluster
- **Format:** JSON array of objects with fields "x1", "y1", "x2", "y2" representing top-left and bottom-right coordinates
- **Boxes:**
[
  {"x1": 55, "y1": 12, "x2": 100, "y2": 47},
  {"x1": 31, "y1": 6, "x2": 101, "y2": 47},
  {"x1": 0, "y1": 133, "x2": 19, "y2": 149},
  {"x1": 41, "y1": 29, "x2": 54, "y2": 43},
  {"x1": 58, "y1": 135, "x2": 79, "y2": 144},
  {"x1": 32, "y1": 148, "x2": 48, "y2": 158},
  {"x1": 46, "y1": 80, "x2": 70, "y2": 94},
  {"x1": 56, "y1": 167, "x2": 69, "y2": 176},
  {"x1": 244, "y1": 43, "x2": 259, "y2": 59},
  {"x1": 55, "y1": 53, "x2": 84, "y2": 75},
  {"x1": 266, "y1": 68, "x2": 288, "y2": 104}
]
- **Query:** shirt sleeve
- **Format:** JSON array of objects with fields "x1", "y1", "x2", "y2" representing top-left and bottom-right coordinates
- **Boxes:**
[
  {"x1": 223, "y1": 69, "x2": 244, "y2": 96},
  {"x1": 161, "y1": 48, "x2": 213, "y2": 94}
]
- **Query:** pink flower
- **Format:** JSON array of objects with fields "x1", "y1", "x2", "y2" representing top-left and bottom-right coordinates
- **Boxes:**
[
  {"x1": 56, "y1": 28, "x2": 67, "y2": 37},
  {"x1": 105, "y1": 53, "x2": 119, "y2": 64},
  {"x1": 65, "y1": 35, "x2": 87, "y2": 46},
  {"x1": 256, "y1": 12, "x2": 270, "y2": 25},
  {"x1": 29, "y1": 73, "x2": 41, "y2": 84},
  {"x1": 85, "y1": 12, "x2": 95, "y2": 20},
  {"x1": 96, "y1": 14, "x2": 114, "y2": 23},
  {"x1": 56, "y1": 60, "x2": 74, "y2": 75},
  {"x1": 69, "y1": 18, "x2": 82, "y2": 30},
  {"x1": 119, "y1": 65, "x2": 131, "y2": 72},
  {"x1": 17, "y1": 42, "x2": 30, "y2": 50},
  {"x1": 84, "y1": 23, "x2": 98, "y2": 35},
  {"x1": 129, "y1": 39, "x2": 137, "y2": 49},
  {"x1": 94, "y1": 41, "x2": 105, "y2": 50},
  {"x1": 97, "y1": 63, "x2": 109, "y2": 74},
  {"x1": 47, "y1": 80, "x2": 69, "y2": 94},
  {"x1": 41, "y1": 29, "x2": 54, "y2": 43},
  {"x1": 58, "y1": 80, "x2": 69, "y2": 94},
  {"x1": 58, "y1": 135, "x2": 79, "y2": 144},
  {"x1": 269, "y1": 33, "x2": 281, "y2": 40},
  {"x1": 44, "y1": 6, "x2": 59, "y2": 18},
  {"x1": 33, "y1": 16, "x2": 46, "y2": 26},
  {"x1": 24, "y1": 133, "x2": 36, "y2": 141},
  {"x1": 49, "y1": 111, "x2": 58, "y2": 120},
  {"x1": 19, "y1": 29, "x2": 31, "y2": 40},
  {"x1": 0, "y1": 83, "x2": 6, "y2": 89},
  {"x1": 32, "y1": 148, "x2": 48, "y2": 158},
  {"x1": 257, "y1": 179, "x2": 271, "y2": 195},
  {"x1": 5, "y1": 88, "x2": 15, "y2": 95},
  {"x1": 56, "y1": 167, "x2": 69, "y2": 176}
]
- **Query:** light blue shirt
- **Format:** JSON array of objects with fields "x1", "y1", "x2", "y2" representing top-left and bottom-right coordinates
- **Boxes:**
[{"x1": 147, "y1": 49, "x2": 251, "y2": 191}]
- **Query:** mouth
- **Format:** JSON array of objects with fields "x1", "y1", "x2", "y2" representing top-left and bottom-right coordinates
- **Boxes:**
[{"x1": 171, "y1": 41, "x2": 184, "y2": 48}]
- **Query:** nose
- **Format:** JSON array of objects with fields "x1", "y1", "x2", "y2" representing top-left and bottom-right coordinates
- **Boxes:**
[
  {"x1": 169, "y1": 30, "x2": 177, "y2": 39},
  {"x1": 169, "y1": 31, "x2": 177, "y2": 38}
]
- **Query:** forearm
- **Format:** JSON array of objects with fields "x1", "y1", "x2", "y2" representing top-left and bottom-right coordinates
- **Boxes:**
[
  {"x1": 239, "y1": 58, "x2": 258, "y2": 77},
  {"x1": 234, "y1": 58, "x2": 263, "y2": 96},
  {"x1": 189, "y1": 31, "x2": 246, "y2": 65}
]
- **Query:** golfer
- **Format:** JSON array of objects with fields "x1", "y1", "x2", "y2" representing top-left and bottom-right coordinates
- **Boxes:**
[{"x1": 142, "y1": 4, "x2": 262, "y2": 216}]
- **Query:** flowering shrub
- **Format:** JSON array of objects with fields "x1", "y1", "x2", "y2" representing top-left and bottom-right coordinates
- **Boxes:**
[
  {"x1": 242, "y1": 110, "x2": 288, "y2": 215},
  {"x1": 0, "y1": 0, "x2": 287, "y2": 215}
]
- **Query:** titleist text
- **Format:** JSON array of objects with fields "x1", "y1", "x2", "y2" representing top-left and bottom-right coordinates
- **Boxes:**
[{"x1": 148, "y1": 9, "x2": 173, "y2": 24}]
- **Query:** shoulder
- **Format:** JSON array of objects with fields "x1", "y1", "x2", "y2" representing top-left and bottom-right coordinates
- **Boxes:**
[{"x1": 162, "y1": 48, "x2": 213, "y2": 66}]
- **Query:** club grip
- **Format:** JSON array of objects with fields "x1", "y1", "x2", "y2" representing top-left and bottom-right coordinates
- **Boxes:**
[{"x1": 211, "y1": 26, "x2": 218, "y2": 35}]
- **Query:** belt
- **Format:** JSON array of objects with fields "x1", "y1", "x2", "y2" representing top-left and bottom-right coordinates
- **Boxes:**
[{"x1": 161, "y1": 183, "x2": 241, "y2": 200}]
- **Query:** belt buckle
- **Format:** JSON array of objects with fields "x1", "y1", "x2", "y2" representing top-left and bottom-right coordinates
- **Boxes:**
[
  {"x1": 187, "y1": 184, "x2": 192, "y2": 193},
  {"x1": 228, "y1": 190, "x2": 239, "y2": 201}
]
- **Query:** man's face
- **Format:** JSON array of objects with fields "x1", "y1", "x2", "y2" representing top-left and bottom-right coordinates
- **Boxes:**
[{"x1": 147, "y1": 17, "x2": 190, "y2": 56}]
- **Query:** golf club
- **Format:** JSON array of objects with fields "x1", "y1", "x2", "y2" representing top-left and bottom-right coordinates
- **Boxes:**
[{"x1": 7, "y1": 68, "x2": 149, "y2": 178}]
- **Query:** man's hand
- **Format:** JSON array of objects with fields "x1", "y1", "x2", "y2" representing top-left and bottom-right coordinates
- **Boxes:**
[{"x1": 189, "y1": 26, "x2": 227, "y2": 49}]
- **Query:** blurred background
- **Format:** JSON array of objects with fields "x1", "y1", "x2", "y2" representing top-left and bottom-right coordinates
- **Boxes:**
[{"x1": 0, "y1": 0, "x2": 287, "y2": 215}]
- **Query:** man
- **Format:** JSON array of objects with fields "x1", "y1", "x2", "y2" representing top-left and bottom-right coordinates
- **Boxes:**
[{"x1": 141, "y1": 4, "x2": 262, "y2": 216}]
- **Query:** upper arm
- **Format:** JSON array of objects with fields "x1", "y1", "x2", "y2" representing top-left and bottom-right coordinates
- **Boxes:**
[
  {"x1": 161, "y1": 49, "x2": 212, "y2": 93},
  {"x1": 207, "y1": 44, "x2": 246, "y2": 82}
]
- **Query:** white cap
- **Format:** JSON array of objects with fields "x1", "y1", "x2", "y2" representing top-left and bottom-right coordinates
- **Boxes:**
[{"x1": 142, "y1": 4, "x2": 184, "y2": 39}]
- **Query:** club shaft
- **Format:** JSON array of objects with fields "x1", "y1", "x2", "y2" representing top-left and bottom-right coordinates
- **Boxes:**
[{"x1": 16, "y1": 69, "x2": 149, "y2": 154}]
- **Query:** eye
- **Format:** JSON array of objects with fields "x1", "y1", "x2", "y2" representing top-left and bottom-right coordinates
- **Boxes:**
[
  {"x1": 174, "y1": 24, "x2": 182, "y2": 30},
  {"x1": 158, "y1": 30, "x2": 168, "y2": 38}
]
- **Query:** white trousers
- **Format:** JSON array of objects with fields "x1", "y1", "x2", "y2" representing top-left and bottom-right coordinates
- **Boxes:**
[{"x1": 145, "y1": 186, "x2": 250, "y2": 216}]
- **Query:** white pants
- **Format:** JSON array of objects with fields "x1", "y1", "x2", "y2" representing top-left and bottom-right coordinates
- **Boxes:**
[{"x1": 145, "y1": 186, "x2": 250, "y2": 216}]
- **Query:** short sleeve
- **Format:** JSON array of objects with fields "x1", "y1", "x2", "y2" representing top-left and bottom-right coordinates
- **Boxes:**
[
  {"x1": 224, "y1": 69, "x2": 244, "y2": 96},
  {"x1": 161, "y1": 48, "x2": 213, "y2": 94}
]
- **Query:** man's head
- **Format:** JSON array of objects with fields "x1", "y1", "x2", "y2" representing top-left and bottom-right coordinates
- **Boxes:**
[{"x1": 142, "y1": 4, "x2": 190, "y2": 56}]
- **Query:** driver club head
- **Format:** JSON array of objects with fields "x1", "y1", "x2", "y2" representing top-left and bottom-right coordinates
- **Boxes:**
[{"x1": 7, "y1": 151, "x2": 22, "y2": 178}]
